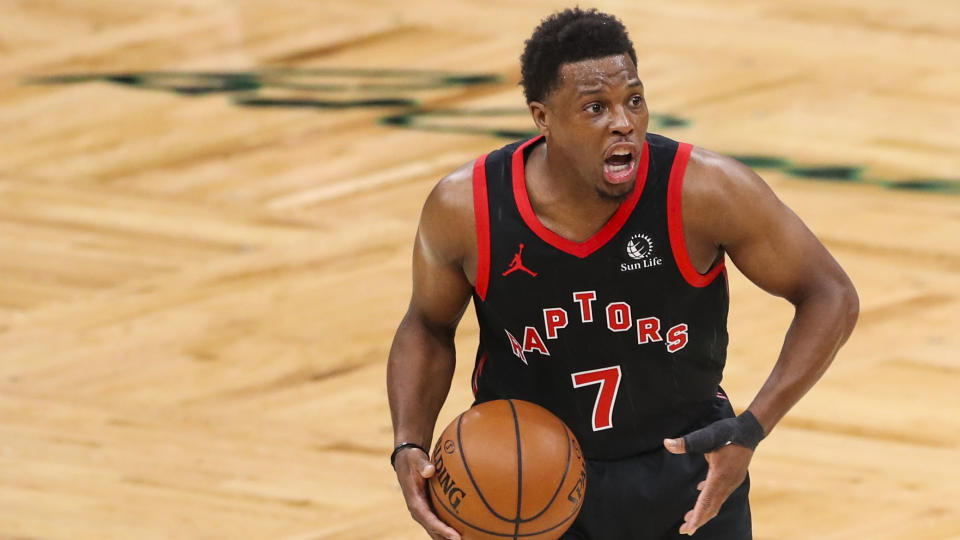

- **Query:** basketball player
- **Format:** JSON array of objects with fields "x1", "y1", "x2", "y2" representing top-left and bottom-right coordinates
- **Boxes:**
[{"x1": 387, "y1": 8, "x2": 858, "y2": 539}]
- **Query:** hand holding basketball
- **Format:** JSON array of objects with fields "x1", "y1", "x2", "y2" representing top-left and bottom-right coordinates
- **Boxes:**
[{"x1": 394, "y1": 446, "x2": 462, "y2": 540}]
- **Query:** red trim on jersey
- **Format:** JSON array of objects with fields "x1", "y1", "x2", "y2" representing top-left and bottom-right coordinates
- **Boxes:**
[
  {"x1": 471, "y1": 353, "x2": 488, "y2": 396},
  {"x1": 667, "y1": 143, "x2": 726, "y2": 288},
  {"x1": 512, "y1": 136, "x2": 650, "y2": 259},
  {"x1": 473, "y1": 154, "x2": 491, "y2": 301}
]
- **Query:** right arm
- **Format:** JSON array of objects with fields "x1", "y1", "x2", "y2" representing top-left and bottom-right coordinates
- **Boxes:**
[{"x1": 387, "y1": 162, "x2": 476, "y2": 540}]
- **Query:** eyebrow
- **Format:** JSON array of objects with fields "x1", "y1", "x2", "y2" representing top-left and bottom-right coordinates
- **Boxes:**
[{"x1": 577, "y1": 80, "x2": 644, "y2": 96}]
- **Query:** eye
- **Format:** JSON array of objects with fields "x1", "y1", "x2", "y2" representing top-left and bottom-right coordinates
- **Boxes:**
[
  {"x1": 586, "y1": 102, "x2": 604, "y2": 114},
  {"x1": 630, "y1": 95, "x2": 644, "y2": 107}
]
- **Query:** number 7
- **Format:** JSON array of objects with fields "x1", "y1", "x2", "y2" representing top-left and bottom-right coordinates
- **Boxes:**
[{"x1": 571, "y1": 366, "x2": 621, "y2": 431}]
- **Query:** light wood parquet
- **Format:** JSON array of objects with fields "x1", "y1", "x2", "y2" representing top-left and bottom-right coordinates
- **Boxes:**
[{"x1": 0, "y1": 1, "x2": 958, "y2": 538}]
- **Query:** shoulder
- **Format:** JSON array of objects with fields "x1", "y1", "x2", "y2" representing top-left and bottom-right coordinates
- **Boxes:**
[
  {"x1": 417, "y1": 159, "x2": 479, "y2": 266},
  {"x1": 682, "y1": 145, "x2": 786, "y2": 246},
  {"x1": 423, "y1": 159, "x2": 475, "y2": 215},
  {"x1": 685, "y1": 146, "x2": 773, "y2": 202}
]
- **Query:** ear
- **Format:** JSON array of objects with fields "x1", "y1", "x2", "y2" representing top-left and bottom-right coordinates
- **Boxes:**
[{"x1": 528, "y1": 101, "x2": 549, "y2": 136}]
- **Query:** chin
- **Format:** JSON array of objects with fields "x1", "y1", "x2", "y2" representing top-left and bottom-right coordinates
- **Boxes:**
[{"x1": 596, "y1": 178, "x2": 635, "y2": 202}]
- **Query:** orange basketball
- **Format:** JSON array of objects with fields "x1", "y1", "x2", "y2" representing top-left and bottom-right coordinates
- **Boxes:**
[{"x1": 428, "y1": 399, "x2": 586, "y2": 540}]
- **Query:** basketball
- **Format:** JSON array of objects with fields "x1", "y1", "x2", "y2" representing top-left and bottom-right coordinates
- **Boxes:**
[{"x1": 428, "y1": 399, "x2": 587, "y2": 540}]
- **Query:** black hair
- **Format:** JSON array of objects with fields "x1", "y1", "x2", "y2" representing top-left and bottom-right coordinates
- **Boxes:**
[{"x1": 520, "y1": 8, "x2": 638, "y2": 103}]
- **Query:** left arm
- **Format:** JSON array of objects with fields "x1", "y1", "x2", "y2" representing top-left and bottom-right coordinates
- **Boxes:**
[
  {"x1": 699, "y1": 150, "x2": 859, "y2": 432},
  {"x1": 665, "y1": 148, "x2": 859, "y2": 535}
]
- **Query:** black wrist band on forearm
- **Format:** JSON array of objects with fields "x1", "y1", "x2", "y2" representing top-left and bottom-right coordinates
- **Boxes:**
[
  {"x1": 731, "y1": 410, "x2": 766, "y2": 450},
  {"x1": 390, "y1": 442, "x2": 426, "y2": 469},
  {"x1": 681, "y1": 409, "x2": 768, "y2": 453}
]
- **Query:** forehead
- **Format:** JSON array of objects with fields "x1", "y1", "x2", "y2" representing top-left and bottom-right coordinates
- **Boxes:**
[{"x1": 554, "y1": 54, "x2": 640, "y2": 96}]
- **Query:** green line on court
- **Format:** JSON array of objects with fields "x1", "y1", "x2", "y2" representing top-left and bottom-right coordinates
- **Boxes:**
[{"x1": 23, "y1": 69, "x2": 958, "y2": 194}]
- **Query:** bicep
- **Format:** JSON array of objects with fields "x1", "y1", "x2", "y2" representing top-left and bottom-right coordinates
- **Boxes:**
[
  {"x1": 406, "y1": 169, "x2": 476, "y2": 331},
  {"x1": 715, "y1": 165, "x2": 846, "y2": 304},
  {"x1": 409, "y1": 224, "x2": 473, "y2": 330}
]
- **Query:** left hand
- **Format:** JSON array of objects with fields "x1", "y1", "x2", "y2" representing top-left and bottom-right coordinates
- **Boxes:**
[{"x1": 663, "y1": 436, "x2": 753, "y2": 536}]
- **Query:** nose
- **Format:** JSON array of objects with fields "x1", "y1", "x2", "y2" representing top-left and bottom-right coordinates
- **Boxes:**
[{"x1": 609, "y1": 105, "x2": 633, "y2": 136}]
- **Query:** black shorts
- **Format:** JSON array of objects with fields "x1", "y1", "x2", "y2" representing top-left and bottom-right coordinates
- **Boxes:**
[{"x1": 561, "y1": 397, "x2": 752, "y2": 540}]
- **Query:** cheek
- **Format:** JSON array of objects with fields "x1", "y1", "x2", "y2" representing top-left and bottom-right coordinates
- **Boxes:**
[
  {"x1": 637, "y1": 107, "x2": 650, "y2": 127},
  {"x1": 551, "y1": 120, "x2": 583, "y2": 149},
  {"x1": 549, "y1": 117, "x2": 606, "y2": 168}
]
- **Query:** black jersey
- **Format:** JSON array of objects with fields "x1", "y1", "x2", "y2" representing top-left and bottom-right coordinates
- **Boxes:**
[{"x1": 469, "y1": 133, "x2": 729, "y2": 460}]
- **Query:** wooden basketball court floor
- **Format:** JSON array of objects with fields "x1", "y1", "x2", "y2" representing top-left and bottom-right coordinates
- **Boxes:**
[{"x1": 0, "y1": 1, "x2": 958, "y2": 538}]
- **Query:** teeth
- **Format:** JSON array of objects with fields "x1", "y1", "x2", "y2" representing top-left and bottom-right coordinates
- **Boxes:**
[
  {"x1": 612, "y1": 150, "x2": 630, "y2": 156},
  {"x1": 608, "y1": 162, "x2": 631, "y2": 172}
]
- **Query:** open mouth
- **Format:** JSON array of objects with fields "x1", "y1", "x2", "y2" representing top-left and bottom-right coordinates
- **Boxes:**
[{"x1": 603, "y1": 150, "x2": 637, "y2": 184}]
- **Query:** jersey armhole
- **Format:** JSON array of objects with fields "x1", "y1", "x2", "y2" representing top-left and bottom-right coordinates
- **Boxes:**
[
  {"x1": 667, "y1": 143, "x2": 726, "y2": 288},
  {"x1": 473, "y1": 154, "x2": 491, "y2": 301}
]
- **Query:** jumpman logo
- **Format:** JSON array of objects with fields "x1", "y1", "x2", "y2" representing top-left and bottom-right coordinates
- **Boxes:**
[{"x1": 502, "y1": 243, "x2": 538, "y2": 277}]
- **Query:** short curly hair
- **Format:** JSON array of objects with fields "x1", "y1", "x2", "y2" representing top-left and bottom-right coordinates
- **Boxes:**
[{"x1": 520, "y1": 8, "x2": 637, "y2": 103}]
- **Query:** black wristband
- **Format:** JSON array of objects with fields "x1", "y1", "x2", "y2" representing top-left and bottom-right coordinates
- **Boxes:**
[
  {"x1": 730, "y1": 410, "x2": 765, "y2": 449},
  {"x1": 682, "y1": 410, "x2": 766, "y2": 453},
  {"x1": 390, "y1": 442, "x2": 426, "y2": 469}
]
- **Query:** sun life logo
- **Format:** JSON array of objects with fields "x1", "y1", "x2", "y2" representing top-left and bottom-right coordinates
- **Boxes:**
[
  {"x1": 622, "y1": 233, "x2": 663, "y2": 272},
  {"x1": 626, "y1": 233, "x2": 653, "y2": 260}
]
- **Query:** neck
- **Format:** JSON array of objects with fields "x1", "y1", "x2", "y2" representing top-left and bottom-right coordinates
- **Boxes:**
[{"x1": 523, "y1": 139, "x2": 627, "y2": 242}]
